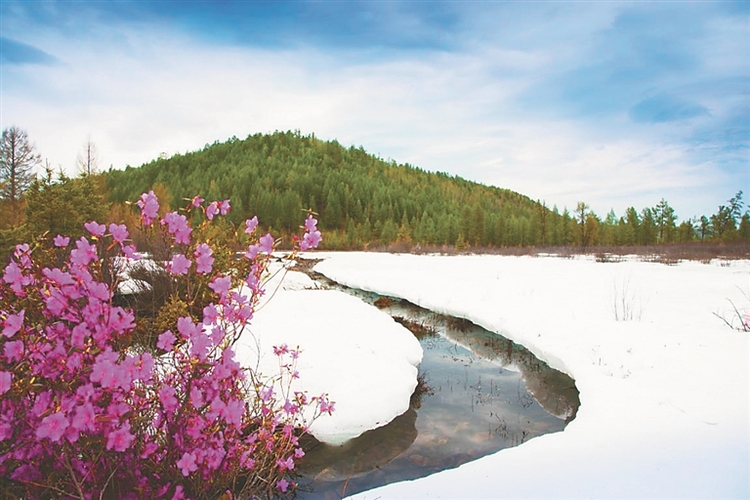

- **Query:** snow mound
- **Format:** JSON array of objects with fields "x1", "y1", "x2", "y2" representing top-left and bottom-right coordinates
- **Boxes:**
[{"x1": 235, "y1": 282, "x2": 422, "y2": 445}]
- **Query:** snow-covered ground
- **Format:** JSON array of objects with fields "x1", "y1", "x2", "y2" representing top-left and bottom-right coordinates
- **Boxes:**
[{"x1": 303, "y1": 252, "x2": 749, "y2": 499}]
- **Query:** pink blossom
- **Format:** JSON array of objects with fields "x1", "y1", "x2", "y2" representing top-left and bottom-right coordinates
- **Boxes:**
[
  {"x1": 191, "y1": 195, "x2": 204, "y2": 207},
  {"x1": 137, "y1": 190, "x2": 160, "y2": 225},
  {"x1": 189, "y1": 330, "x2": 212, "y2": 361},
  {"x1": 108, "y1": 223, "x2": 129, "y2": 243},
  {"x1": 276, "y1": 455, "x2": 295, "y2": 471},
  {"x1": 194, "y1": 243, "x2": 214, "y2": 274},
  {"x1": 171, "y1": 485, "x2": 186, "y2": 500},
  {"x1": 3, "y1": 310, "x2": 24, "y2": 338},
  {"x1": 13, "y1": 244, "x2": 32, "y2": 268},
  {"x1": 276, "y1": 478, "x2": 290, "y2": 493},
  {"x1": 219, "y1": 199, "x2": 231, "y2": 215},
  {"x1": 84, "y1": 221, "x2": 106, "y2": 237},
  {"x1": 259, "y1": 233, "x2": 275, "y2": 254},
  {"x1": 159, "y1": 385, "x2": 179, "y2": 413},
  {"x1": 157, "y1": 330, "x2": 177, "y2": 351},
  {"x1": 70, "y1": 237, "x2": 98, "y2": 267},
  {"x1": 177, "y1": 316, "x2": 201, "y2": 340},
  {"x1": 209, "y1": 275, "x2": 231, "y2": 299},
  {"x1": 190, "y1": 386, "x2": 204, "y2": 408},
  {"x1": 168, "y1": 254, "x2": 191, "y2": 275},
  {"x1": 176, "y1": 451, "x2": 198, "y2": 476},
  {"x1": 72, "y1": 402, "x2": 96, "y2": 432},
  {"x1": 244, "y1": 216, "x2": 259, "y2": 235},
  {"x1": 304, "y1": 214, "x2": 318, "y2": 232},
  {"x1": 162, "y1": 212, "x2": 192, "y2": 245},
  {"x1": 244, "y1": 244, "x2": 260, "y2": 260},
  {"x1": 42, "y1": 267, "x2": 74, "y2": 286},
  {"x1": 273, "y1": 344, "x2": 289, "y2": 356},
  {"x1": 121, "y1": 244, "x2": 140, "y2": 260},
  {"x1": 206, "y1": 201, "x2": 219, "y2": 221},
  {"x1": 319, "y1": 399, "x2": 335, "y2": 415},
  {"x1": 4, "y1": 261, "x2": 31, "y2": 295},
  {"x1": 36, "y1": 412, "x2": 69, "y2": 442},
  {"x1": 202, "y1": 303, "x2": 218, "y2": 324},
  {"x1": 4, "y1": 340, "x2": 23, "y2": 363},
  {"x1": 0, "y1": 371, "x2": 11, "y2": 395},
  {"x1": 53, "y1": 234, "x2": 70, "y2": 247},
  {"x1": 301, "y1": 229, "x2": 322, "y2": 250},
  {"x1": 106, "y1": 422, "x2": 135, "y2": 452}
]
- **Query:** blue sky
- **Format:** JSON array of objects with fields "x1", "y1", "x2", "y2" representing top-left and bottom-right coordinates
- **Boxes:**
[{"x1": 1, "y1": 0, "x2": 748, "y2": 220}]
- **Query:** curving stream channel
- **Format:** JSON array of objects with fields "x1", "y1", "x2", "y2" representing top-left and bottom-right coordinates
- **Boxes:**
[{"x1": 295, "y1": 274, "x2": 580, "y2": 499}]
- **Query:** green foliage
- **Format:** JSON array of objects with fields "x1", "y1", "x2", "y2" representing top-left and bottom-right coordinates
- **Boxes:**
[
  {"x1": 105, "y1": 131, "x2": 550, "y2": 249},
  {"x1": 24, "y1": 169, "x2": 108, "y2": 242}
]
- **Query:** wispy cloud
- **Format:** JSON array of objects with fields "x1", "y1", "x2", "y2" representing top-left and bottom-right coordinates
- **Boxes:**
[{"x1": 0, "y1": 0, "x2": 747, "y2": 220}]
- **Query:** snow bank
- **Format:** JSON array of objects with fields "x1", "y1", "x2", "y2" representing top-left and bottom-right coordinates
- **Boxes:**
[
  {"x1": 234, "y1": 267, "x2": 423, "y2": 445},
  {"x1": 312, "y1": 252, "x2": 749, "y2": 499}
]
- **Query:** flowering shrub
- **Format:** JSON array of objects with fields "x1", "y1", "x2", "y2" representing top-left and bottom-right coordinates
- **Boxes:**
[{"x1": 0, "y1": 192, "x2": 329, "y2": 499}]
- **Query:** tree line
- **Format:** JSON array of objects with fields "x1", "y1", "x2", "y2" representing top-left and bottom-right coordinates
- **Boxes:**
[{"x1": 1, "y1": 127, "x2": 748, "y2": 257}]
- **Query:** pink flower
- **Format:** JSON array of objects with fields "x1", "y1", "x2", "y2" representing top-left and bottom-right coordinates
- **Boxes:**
[
  {"x1": 194, "y1": 243, "x2": 214, "y2": 274},
  {"x1": 3, "y1": 261, "x2": 31, "y2": 295},
  {"x1": 157, "y1": 330, "x2": 177, "y2": 351},
  {"x1": 72, "y1": 402, "x2": 96, "y2": 432},
  {"x1": 137, "y1": 190, "x2": 160, "y2": 225},
  {"x1": 244, "y1": 216, "x2": 258, "y2": 235},
  {"x1": 121, "y1": 244, "x2": 140, "y2": 260},
  {"x1": 260, "y1": 387, "x2": 274, "y2": 402},
  {"x1": 36, "y1": 412, "x2": 69, "y2": 442},
  {"x1": 276, "y1": 478, "x2": 290, "y2": 493},
  {"x1": 3, "y1": 310, "x2": 24, "y2": 338},
  {"x1": 300, "y1": 228, "x2": 322, "y2": 251},
  {"x1": 304, "y1": 215, "x2": 318, "y2": 232},
  {"x1": 159, "y1": 385, "x2": 179, "y2": 413},
  {"x1": 244, "y1": 244, "x2": 260, "y2": 260},
  {"x1": 206, "y1": 201, "x2": 219, "y2": 221},
  {"x1": 108, "y1": 223, "x2": 129, "y2": 243},
  {"x1": 171, "y1": 485, "x2": 186, "y2": 500},
  {"x1": 259, "y1": 233, "x2": 275, "y2": 254},
  {"x1": 177, "y1": 316, "x2": 201, "y2": 340},
  {"x1": 176, "y1": 451, "x2": 198, "y2": 476},
  {"x1": 202, "y1": 303, "x2": 218, "y2": 324},
  {"x1": 319, "y1": 399, "x2": 335, "y2": 415},
  {"x1": 168, "y1": 254, "x2": 191, "y2": 275},
  {"x1": 106, "y1": 422, "x2": 135, "y2": 452},
  {"x1": 162, "y1": 212, "x2": 192, "y2": 245},
  {"x1": 53, "y1": 234, "x2": 70, "y2": 247},
  {"x1": 84, "y1": 221, "x2": 106, "y2": 237},
  {"x1": 4, "y1": 340, "x2": 23, "y2": 363},
  {"x1": 219, "y1": 199, "x2": 231, "y2": 215},
  {"x1": 70, "y1": 237, "x2": 98, "y2": 267},
  {"x1": 191, "y1": 195, "x2": 204, "y2": 208},
  {"x1": 0, "y1": 371, "x2": 11, "y2": 395},
  {"x1": 276, "y1": 456, "x2": 295, "y2": 471},
  {"x1": 209, "y1": 275, "x2": 231, "y2": 299}
]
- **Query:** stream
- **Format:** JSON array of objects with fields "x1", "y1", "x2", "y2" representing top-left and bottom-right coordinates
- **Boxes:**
[{"x1": 294, "y1": 271, "x2": 579, "y2": 499}]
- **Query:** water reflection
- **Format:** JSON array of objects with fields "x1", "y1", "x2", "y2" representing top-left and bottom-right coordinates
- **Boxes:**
[{"x1": 295, "y1": 284, "x2": 579, "y2": 499}]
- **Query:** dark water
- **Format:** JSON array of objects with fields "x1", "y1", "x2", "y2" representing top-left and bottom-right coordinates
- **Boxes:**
[{"x1": 295, "y1": 285, "x2": 579, "y2": 499}]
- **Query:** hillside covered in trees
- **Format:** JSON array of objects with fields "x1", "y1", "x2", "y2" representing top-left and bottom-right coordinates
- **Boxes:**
[
  {"x1": 105, "y1": 131, "x2": 749, "y2": 250},
  {"x1": 106, "y1": 131, "x2": 553, "y2": 249},
  {"x1": 2, "y1": 128, "x2": 749, "y2": 256}
]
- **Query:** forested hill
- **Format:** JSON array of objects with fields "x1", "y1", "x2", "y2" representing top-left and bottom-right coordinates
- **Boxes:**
[{"x1": 106, "y1": 131, "x2": 550, "y2": 248}]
